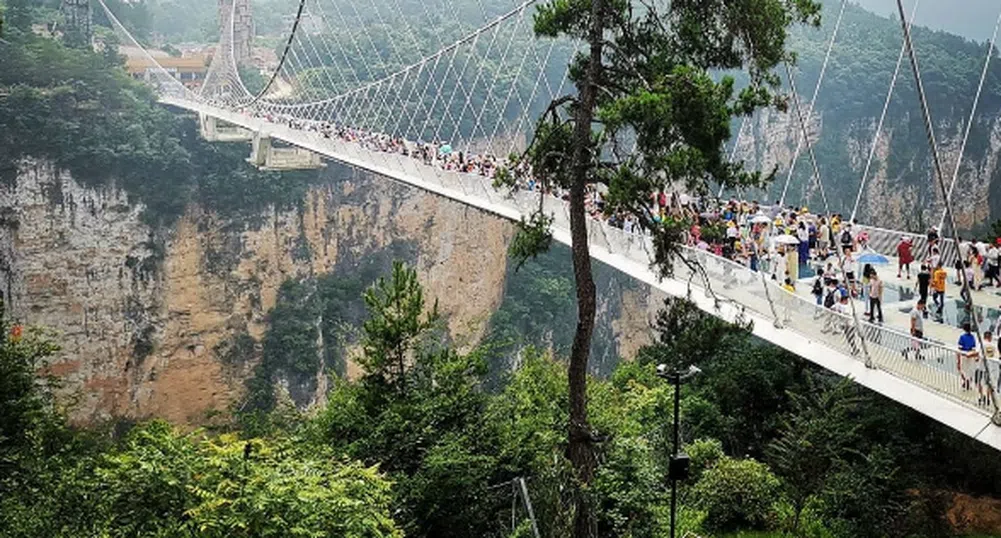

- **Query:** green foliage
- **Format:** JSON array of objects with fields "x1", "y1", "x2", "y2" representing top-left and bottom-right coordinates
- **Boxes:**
[
  {"x1": 361, "y1": 261, "x2": 441, "y2": 391},
  {"x1": 508, "y1": 211, "x2": 554, "y2": 271},
  {"x1": 0, "y1": 23, "x2": 322, "y2": 228},
  {"x1": 692, "y1": 456, "x2": 783, "y2": 533},
  {"x1": 313, "y1": 333, "x2": 501, "y2": 537},
  {"x1": 95, "y1": 421, "x2": 402, "y2": 538},
  {"x1": 686, "y1": 437, "x2": 726, "y2": 484},
  {"x1": 766, "y1": 378, "x2": 864, "y2": 534},
  {"x1": 815, "y1": 447, "x2": 907, "y2": 538}
]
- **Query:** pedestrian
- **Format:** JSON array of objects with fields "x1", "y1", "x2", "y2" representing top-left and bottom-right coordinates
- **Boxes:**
[
  {"x1": 861, "y1": 263, "x2": 874, "y2": 316},
  {"x1": 986, "y1": 241, "x2": 1001, "y2": 287},
  {"x1": 926, "y1": 246, "x2": 941, "y2": 273},
  {"x1": 797, "y1": 221, "x2": 810, "y2": 264},
  {"x1": 906, "y1": 299, "x2": 926, "y2": 361},
  {"x1": 840, "y1": 224, "x2": 854, "y2": 253},
  {"x1": 932, "y1": 263, "x2": 948, "y2": 317},
  {"x1": 822, "y1": 279, "x2": 838, "y2": 333},
  {"x1": 970, "y1": 247, "x2": 984, "y2": 291},
  {"x1": 869, "y1": 270, "x2": 884, "y2": 323},
  {"x1": 917, "y1": 264, "x2": 931, "y2": 318},
  {"x1": 984, "y1": 331, "x2": 998, "y2": 403},
  {"x1": 812, "y1": 269, "x2": 826, "y2": 306},
  {"x1": 927, "y1": 225, "x2": 940, "y2": 251},
  {"x1": 818, "y1": 217, "x2": 830, "y2": 258},
  {"x1": 844, "y1": 248, "x2": 858, "y2": 298},
  {"x1": 897, "y1": 237, "x2": 914, "y2": 279},
  {"x1": 957, "y1": 322, "x2": 979, "y2": 392}
]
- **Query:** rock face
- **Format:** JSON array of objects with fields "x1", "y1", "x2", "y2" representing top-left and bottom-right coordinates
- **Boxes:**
[
  {"x1": 0, "y1": 160, "x2": 517, "y2": 424},
  {"x1": 737, "y1": 102, "x2": 1001, "y2": 231},
  {"x1": 0, "y1": 158, "x2": 663, "y2": 426}
]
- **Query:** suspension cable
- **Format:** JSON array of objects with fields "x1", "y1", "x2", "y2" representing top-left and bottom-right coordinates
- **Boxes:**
[
  {"x1": 778, "y1": 0, "x2": 848, "y2": 207},
  {"x1": 257, "y1": 0, "x2": 540, "y2": 110},
  {"x1": 937, "y1": 4, "x2": 1001, "y2": 233},
  {"x1": 245, "y1": 0, "x2": 307, "y2": 107},
  {"x1": 785, "y1": 58, "x2": 874, "y2": 368},
  {"x1": 893, "y1": 0, "x2": 1001, "y2": 417},
  {"x1": 785, "y1": 63, "x2": 831, "y2": 213},
  {"x1": 718, "y1": 116, "x2": 749, "y2": 198},
  {"x1": 851, "y1": 0, "x2": 919, "y2": 223}
]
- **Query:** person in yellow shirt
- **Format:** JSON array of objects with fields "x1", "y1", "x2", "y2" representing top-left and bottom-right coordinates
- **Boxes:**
[{"x1": 932, "y1": 263, "x2": 948, "y2": 316}]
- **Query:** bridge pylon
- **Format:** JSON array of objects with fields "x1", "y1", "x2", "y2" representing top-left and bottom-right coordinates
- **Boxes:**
[
  {"x1": 199, "y1": 113, "x2": 253, "y2": 142},
  {"x1": 247, "y1": 132, "x2": 325, "y2": 171},
  {"x1": 200, "y1": 0, "x2": 253, "y2": 104}
]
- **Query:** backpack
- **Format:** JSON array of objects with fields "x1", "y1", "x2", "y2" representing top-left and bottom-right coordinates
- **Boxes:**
[
  {"x1": 841, "y1": 230, "x2": 852, "y2": 245},
  {"x1": 824, "y1": 289, "x2": 836, "y2": 308},
  {"x1": 812, "y1": 278, "x2": 823, "y2": 296}
]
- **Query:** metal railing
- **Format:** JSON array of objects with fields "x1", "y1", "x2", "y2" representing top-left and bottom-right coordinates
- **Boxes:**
[{"x1": 183, "y1": 101, "x2": 1001, "y2": 420}]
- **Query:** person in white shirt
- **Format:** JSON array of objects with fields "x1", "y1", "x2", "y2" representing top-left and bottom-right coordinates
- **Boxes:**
[{"x1": 986, "y1": 244, "x2": 1001, "y2": 288}]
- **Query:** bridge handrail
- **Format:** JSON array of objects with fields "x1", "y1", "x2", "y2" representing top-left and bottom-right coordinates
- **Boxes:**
[{"x1": 181, "y1": 99, "x2": 998, "y2": 418}]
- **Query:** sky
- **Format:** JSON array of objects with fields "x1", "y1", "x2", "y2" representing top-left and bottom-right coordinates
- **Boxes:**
[{"x1": 853, "y1": 0, "x2": 1000, "y2": 42}]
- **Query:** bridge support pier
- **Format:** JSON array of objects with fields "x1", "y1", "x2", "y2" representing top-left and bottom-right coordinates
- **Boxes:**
[
  {"x1": 247, "y1": 132, "x2": 325, "y2": 171},
  {"x1": 200, "y1": 114, "x2": 253, "y2": 142}
]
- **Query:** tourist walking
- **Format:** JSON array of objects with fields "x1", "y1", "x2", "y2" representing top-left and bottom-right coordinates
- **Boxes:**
[
  {"x1": 897, "y1": 237, "x2": 914, "y2": 279},
  {"x1": 986, "y1": 241, "x2": 1001, "y2": 288},
  {"x1": 835, "y1": 293, "x2": 860, "y2": 355},
  {"x1": 917, "y1": 265, "x2": 931, "y2": 318},
  {"x1": 905, "y1": 299, "x2": 926, "y2": 361},
  {"x1": 868, "y1": 271, "x2": 884, "y2": 323},
  {"x1": 932, "y1": 263, "x2": 948, "y2": 317}
]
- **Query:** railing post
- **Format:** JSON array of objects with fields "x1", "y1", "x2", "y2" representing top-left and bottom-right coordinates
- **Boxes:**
[{"x1": 760, "y1": 272, "x2": 783, "y2": 329}]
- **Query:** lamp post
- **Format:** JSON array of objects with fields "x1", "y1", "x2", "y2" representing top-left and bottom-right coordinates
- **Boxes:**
[{"x1": 656, "y1": 363, "x2": 701, "y2": 538}]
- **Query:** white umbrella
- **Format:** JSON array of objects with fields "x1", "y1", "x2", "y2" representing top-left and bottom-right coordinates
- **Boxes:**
[
  {"x1": 751, "y1": 214, "x2": 772, "y2": 224},
  {"x1": 774, "y1": 234, "x2": 800, "y2": 245}
]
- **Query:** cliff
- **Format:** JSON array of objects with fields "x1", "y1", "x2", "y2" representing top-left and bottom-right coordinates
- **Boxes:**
[
  {"x1": 732, "y1": 2, "x2": 1001, "y2": 232},
  {"x1": 0, "y1": 158, "x2": 663, "y2": 425},
  {"x1": 738, "y1": 105, "x2": 1001, "y2": 232}
]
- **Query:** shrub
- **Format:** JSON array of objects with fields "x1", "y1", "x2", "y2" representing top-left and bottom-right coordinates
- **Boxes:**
[{"x1": 691, "y1": 456, "x2": 782, "y2": 532}]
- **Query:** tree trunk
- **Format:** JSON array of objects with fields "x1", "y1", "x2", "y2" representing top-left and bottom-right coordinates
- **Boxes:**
[{"x1": 568, "y1": 1, "x2": 604, "y2": 536}]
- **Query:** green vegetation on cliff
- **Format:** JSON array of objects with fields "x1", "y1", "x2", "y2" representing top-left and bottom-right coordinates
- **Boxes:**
[
  {"x1": 6, "y1": 261, "x2": 1001, "y2": 537},
  {"x1": 772, "y1": 2, "x2": 1001, "y2": 227},
  {"x1": 0, "y1": 9, "x2": 320, "y2": 228}
]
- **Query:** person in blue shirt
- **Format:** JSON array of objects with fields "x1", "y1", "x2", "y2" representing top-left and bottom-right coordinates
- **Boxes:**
[{"x1": 957, "y1": 322, "x2": 979, "y2": 392}]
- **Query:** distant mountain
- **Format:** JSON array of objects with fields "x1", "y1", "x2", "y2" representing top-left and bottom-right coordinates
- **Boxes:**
[{"x1": 852, "y1": 0, "x2": 999, "y2": 42}]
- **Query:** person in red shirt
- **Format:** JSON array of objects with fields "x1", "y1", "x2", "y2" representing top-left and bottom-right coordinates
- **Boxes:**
[{"x1": 897, "y1": 237, "x2": 914, "y2": 279}]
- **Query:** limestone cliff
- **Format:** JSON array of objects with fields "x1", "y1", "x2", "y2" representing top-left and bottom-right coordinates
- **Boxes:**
[
  {"x1": 735, "y1": 105, "x2": 1001, "y2": 232},
  {"x1": 0, "y1": 160, "x2": 515, "y2": 424},
  {"x1": 0, "y1": 158, "x2": 661, "y2": 426}
]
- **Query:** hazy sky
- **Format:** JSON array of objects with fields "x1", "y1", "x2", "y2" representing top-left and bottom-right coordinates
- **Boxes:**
[{"x1": 853, "y1": 0, "x2": 1000, "y2": 42}]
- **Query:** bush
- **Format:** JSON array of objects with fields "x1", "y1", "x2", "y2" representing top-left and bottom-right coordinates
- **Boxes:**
[
  {"x1": 686, "y1": 437, "x2": 725, "y2": 483},
  {"x1": 691, "y1": 456, "x2": 782, "y2": 532}
]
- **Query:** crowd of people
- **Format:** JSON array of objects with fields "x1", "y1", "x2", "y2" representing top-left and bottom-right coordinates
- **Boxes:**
[{"x1": 238, "y1": 107, "x2": 1001, "y2": 403}]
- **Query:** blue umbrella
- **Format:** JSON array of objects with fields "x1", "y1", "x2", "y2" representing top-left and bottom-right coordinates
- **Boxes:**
[{"x1": 857, "y1": 251, "x2": 890, "y2": 265}]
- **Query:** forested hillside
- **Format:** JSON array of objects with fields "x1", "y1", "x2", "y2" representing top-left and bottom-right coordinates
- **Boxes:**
[
  {"x1": 4, "y1": 1, "x2": 1001, "y2": 537},
  {"x1": 744, "y1": 1, "x2": 1001, "y2": 231}
]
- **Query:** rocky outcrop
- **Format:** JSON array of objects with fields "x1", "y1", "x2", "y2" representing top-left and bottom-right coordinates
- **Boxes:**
[
  {"x1": 738, "y1": 102, "x2": 1001, "y2": 231},
  {"x1": 0, "y1": 160, "x2": 516, "y2": 425},
  {"x1": 1, "y1": 158, "x2": 663, "y2": 426}
]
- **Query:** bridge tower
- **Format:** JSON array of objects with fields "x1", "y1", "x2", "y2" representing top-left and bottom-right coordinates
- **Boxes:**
[
  {"x1": 219, "y1": 0, "x2": 254, "y2": 65},
  {"x1": 60, "y1": 0, "x2": 92, "y2": 48}
]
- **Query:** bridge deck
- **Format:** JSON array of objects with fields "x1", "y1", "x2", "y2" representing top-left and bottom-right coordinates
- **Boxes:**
[{"x1": 163, "y1": 97, "x2": 1001, "y2": 450}]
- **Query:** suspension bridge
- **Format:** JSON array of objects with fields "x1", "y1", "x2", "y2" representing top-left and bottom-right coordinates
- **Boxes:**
[{"x1": 98, "y1": 0, "x2": 1001, "y2": 449}]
